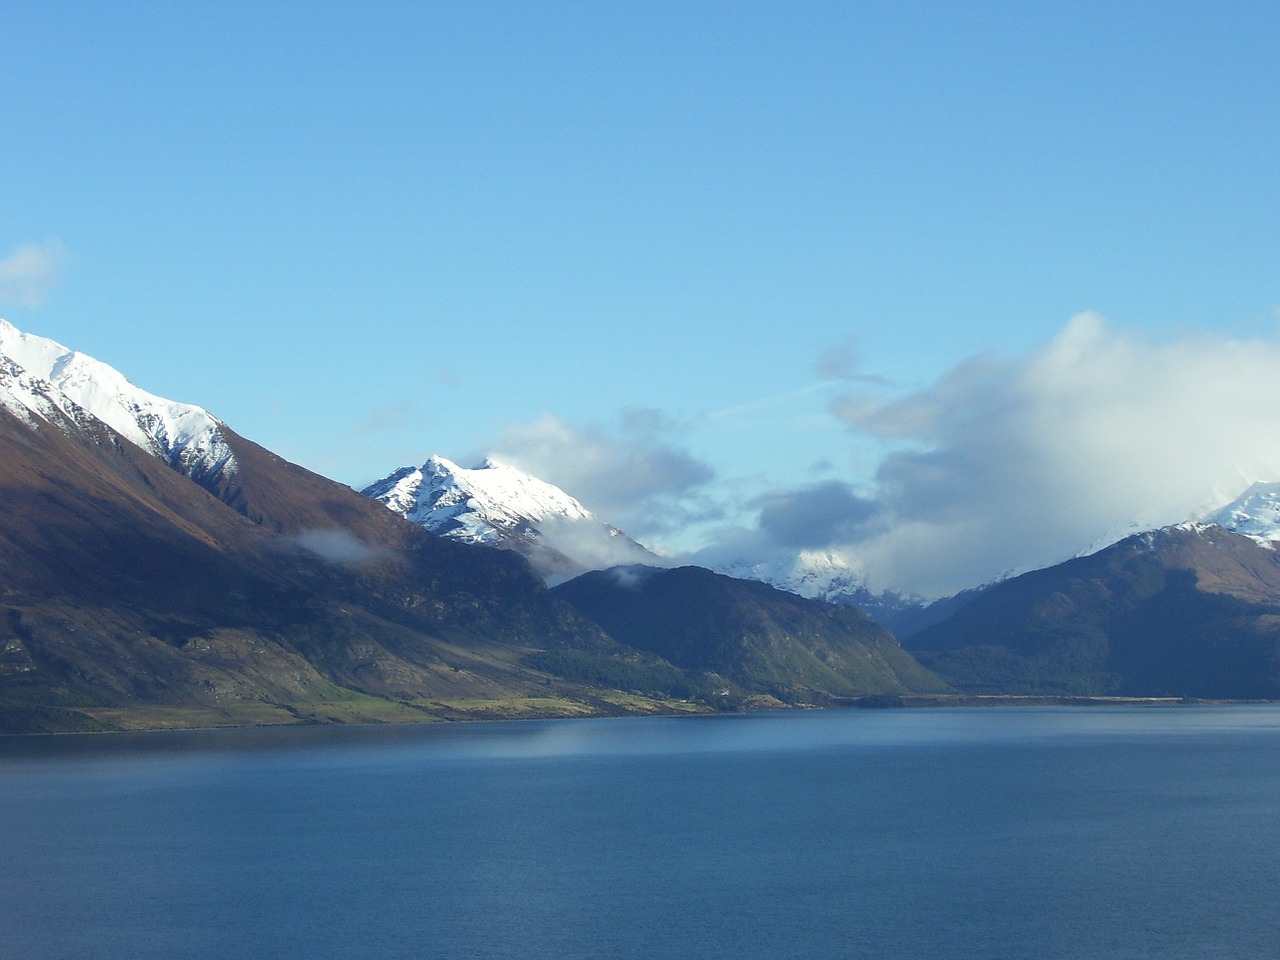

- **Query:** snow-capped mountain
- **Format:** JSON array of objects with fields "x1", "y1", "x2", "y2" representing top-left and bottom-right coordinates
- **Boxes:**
[
  {"x1": 707, "y1": 549, "x2": 929, "y2": 627},
  {"x1": 364, "y1": 453, "x2": 924, "y2": 612},
  {"x1": 363, "y1": 455, "x2": 659, "y2": 581},
  {"x1": 711, "y1": 549, "x2": 881, "y2": 603},
  {"x1": 1200, "y1": 481, "x2": 1280, "y2": 544},
  {"x1": 0, "y1": 319, "x2": 236, "y2": 487}
]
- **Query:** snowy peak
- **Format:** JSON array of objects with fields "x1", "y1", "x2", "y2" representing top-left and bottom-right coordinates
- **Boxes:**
[
  {"x1": 363, "y1": 455, "x2": 657, "y2": 579},
  {"x1": 0, "y1": 319, "x2": 236, "y2": 485},
  {"x1": 707, "y1": 548, "x2": 925, "y2": 626},
  {"x1": 1200, "y1": 481, "x2": 1280, "y2": 545},
  {"x1": 0, "y1": 352, "x2": 102, "y2": 436},
  {"x1": 713, "y1": 549, "x2": 872, "y2": 604},
  {"x1": 365, "y1": 455, "x2": 593, "y2": 542}
]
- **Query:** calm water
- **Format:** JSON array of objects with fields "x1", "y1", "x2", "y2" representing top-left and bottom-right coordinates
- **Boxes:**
[{"x1": 1, "y1": 705, "x2": 1278, "y2": 960}]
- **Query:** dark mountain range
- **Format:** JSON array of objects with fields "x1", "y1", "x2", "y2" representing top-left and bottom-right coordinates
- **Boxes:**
[
  {"x1": 553, "y1": 565, "x2": 948, "y2": 706},
  {"x1": 0, "y1": 397, "x2": 663, "y2": 732},
  {"x1": 904, "y1": 524, "x2": 1280, "y2": 698},
  {"x1": 0, "y1": 321, "x2": 953, "y2": 732}
]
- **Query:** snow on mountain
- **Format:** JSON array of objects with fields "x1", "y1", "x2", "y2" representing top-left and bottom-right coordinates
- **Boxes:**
[
  {"x1": 0, "y1": 352, "x2": 103, "y2": 436},
  {"x1": 1075, "y1": 482, "x2": 1280, "y2": 559},
  {"x1": 367, "y1": 455, "x2": 594, "y2": 541},
  {"x1": 1199, "y1": 481, "x2": 1280, "y2": 545},
  {"x1": 712, "y1": 549, "x2": 872, "y2": 603},
  {"x1": 363, "y1": 455, "x2": 659, "y2": 580},
  {"x1": 365, "y1": 454, "x2": 926, "y2": 611},
  {"x1": 707, "y1": 548, "x2": 927, "y2": 626},
  {"x1": 0, "y1": 318, "x2": 236, "y2": 485}
]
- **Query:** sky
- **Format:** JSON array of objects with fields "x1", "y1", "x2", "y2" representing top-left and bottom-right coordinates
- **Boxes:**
[{"x1": 3, "y1": 1, "x2": 1280, "y2": 598}]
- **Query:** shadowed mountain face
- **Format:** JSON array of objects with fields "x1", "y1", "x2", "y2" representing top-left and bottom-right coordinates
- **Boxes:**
[
  {"x1": 0, "y1": 403, "x2": 640, "y2": 732},
  {"x1": 904, "y1": 525, "x2": 1280, "y2": 698},
  {"x1": 0, "y1": 393, "x2": 945, "y2": 732},
  {"x1": 553, "y1": 565, "x2": 948, "y2": 703}
]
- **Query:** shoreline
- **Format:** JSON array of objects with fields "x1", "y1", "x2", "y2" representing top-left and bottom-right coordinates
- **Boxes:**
[
  {"x1": 4, "y1": 692, "x2": 1278, "y2": 739},
  {"x1": 843, "y1": 693, "x2": 1277, "y2": 709}
]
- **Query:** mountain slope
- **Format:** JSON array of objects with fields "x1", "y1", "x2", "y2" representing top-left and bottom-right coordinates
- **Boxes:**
[
  {"x1": 1201, "y1": 481, "x2": 1280, "y2": 544},
  {"x1": 553, "y1": 565, "x2": 947, "y2": 704},
  {"x1": 0, "y1": 319, "x2": 236, "y2": 489},
  {"x1": 364, "y1": 455, "x2": 658, "y2": 580},
  {"x1": 6, "y1": 318, "x2": 945, "y2": 731},
  {"x1": 905, "y1": 524, "x2": 1280, "y2": 698},
  {"x1": 1, "y1": 323, "x2": 704, "y2": 732},
  {"x1": 1, "y1": 393, "x2": 670, "y2": 731}
]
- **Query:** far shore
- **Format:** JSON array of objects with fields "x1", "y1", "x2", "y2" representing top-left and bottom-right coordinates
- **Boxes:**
[{"x1": 843, "y1": 693, "x2": 1276, "y2": 709}]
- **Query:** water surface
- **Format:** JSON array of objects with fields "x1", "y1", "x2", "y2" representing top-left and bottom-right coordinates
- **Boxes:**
[{"x1": 2, "y1": 705, "x2": 1277, "y2": 959}]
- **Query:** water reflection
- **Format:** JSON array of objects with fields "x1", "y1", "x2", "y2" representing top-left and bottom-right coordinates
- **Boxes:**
[{"x1": 2, "y1": 703, "x2": 1277, "y2": 771}]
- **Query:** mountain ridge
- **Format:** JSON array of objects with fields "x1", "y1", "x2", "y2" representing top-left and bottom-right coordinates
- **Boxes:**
[
  {"x1": 0, "y1": 318, "x2": 237, "y2": 491},
  {"x1": 363, "y1": 454, "x2": 659, "y2": 581},
  {"x1": 904, "y1": 524, "x2": 1280, "y2": 698},
  {"x1": 0, "y1": 319, "x2": 951, "y2": 732}
]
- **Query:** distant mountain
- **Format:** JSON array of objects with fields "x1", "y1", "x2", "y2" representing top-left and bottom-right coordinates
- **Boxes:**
[
  {"x1": 363, "y1": 455, "x2": 658, "y2": 581},
  {"x1": 362, "y1": 455, "x2": 928, "y2": 620},
  {"x1": 885, "y1": 482, "x2": 1280, "y2": 643},
  {"x1": 1201, "y1": 481, "x2": 1280, "y2": 544},
  {"x1": 553, "y1": 565, "x2": 948, "y2": 705},
  {"x1": 904, "y1": 524, "x2": 1280, "y2": 699},
  {"x1": 710, "y1": 549, "x2": 924, "y2": 626}
]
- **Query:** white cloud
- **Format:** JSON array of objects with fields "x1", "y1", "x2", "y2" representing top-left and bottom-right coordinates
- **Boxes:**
[
  {"x1": 755, "y1": 313, "x2": 1280, "y2": 597},
  {"x1": 292, "y1": 529, "x2": 387, "y2": 565},
  {"x1": 487, "y1": 410, "x2": 717, "y2": 539},
  {"x1": 475, "y1": 316, "x2": 1280, "y2": 599},
  {"x1": 0, "y1": 241, "x2": 66, "y2": 307}
]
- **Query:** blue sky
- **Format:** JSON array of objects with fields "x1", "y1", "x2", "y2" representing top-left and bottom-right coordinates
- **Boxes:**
[{"x1": 4, "y1": 1, "x2": 1280, "y2": 595}]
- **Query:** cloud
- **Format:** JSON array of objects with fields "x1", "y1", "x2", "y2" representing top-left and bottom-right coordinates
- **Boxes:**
[
  {"x1": 606, "y1": 565, "x2": 657, "y2": 590},
  {"x1": 528, "y1": 514, "x2": 669, "y2": 585},
  {"x1": 487, "y1": 410, "x2": 717, "y2": 538},
  {"x1": 0, "y1": 241, "x2": 65, "y2": 307},
  {"x1": 292, "y1": 529, "x2": 386, "y2": 565},
  {"x1": 814, "y1": 335, "x2": 892, "y2": 386},
  {"x1": 810, "y1": 312, "x2": 1280, "y2": 596},
  {"x1": 754, "y1": 481, "x2": 880, "y2": 549}
]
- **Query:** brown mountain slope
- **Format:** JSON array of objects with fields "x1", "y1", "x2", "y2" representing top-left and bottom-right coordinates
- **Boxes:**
[
  {"x1": 553, "y1": 565, "x2": 948, "y2": 704},
  {"x1": 0, "y1": 407, "x2": 655, "y2": 732},
  {"x1": 905, "y1": 525, "x2": 1280, "y2": 698}
]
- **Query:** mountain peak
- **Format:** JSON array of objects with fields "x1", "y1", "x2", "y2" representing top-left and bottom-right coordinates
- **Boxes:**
[
  {"x1": 1200, "y1": 480, "x2": 1280, "y2": 545},
  {"x1": 363, "y1": 454, "x2": 658, "y2": 580},
  {"x1": 0, "y1": 319, "x2": 236, "y2": 488}
]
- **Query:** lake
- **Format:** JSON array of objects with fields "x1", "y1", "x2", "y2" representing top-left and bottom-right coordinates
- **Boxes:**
[{"x1": 1, "y1": 705, "x2": 1278, "y2": 960}]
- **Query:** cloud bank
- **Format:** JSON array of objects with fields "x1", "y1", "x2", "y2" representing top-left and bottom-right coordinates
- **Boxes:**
[
  {"x1": 716, "y1": 313, "x2": 1280, "y2": 598},
  {"x1": 487, "y1": 409, "x2": 717, "y2": 541},
  {"x1": 0, "y1": 241, "x2": 65, "y2": 307},
  {"x1": 479, "y1": 314, "x2": 1280, "y2": 600}
]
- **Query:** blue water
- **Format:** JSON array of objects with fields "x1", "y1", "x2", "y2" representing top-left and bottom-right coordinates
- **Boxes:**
[{"x1": 2, "y1": 705, "x2": 1278, "y2": 960}]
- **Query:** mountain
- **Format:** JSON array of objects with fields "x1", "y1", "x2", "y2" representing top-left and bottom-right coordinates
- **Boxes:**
[
  {"x1": 363, "y1": 455, "x2": 658, "y2": 581},
  {"x1": 710, "y1": 549, "x2": 925, "y2": 626},
  {"x1": 552, "y1": 565, "x2": 948, "y2": 706},
  {"x1": 362, "y1": 454, "x2": 930, "y2": 623},
  {"x1": 1, "y1": 320, "x2": 954, "y2": 732},
  {"x1": 904, "y1": 524, "x2": 1280, "y2": 698},
  {"x1": 1201, "y1": 481, "x2": 1280, "y2": 544},
  {"x1": 0, "y1": 322, "x2": 709, "y2": 732},
  {"x1": 0, "y1": 319, "x2": 236, "y2": 490}
]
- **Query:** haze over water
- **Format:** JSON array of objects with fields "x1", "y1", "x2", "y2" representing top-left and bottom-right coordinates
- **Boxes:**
[{"x1": 2, "y1": 705, "x2": 1278, "y2": 960}]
